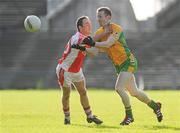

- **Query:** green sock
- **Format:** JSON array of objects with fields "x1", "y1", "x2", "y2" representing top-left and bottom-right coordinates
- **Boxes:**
[
  {"x1": 125, "y1": 106, "x2": 133, "y2": 118},
  {"x1": 147, "y1": 100, "x2": 158, "y2": 110}
]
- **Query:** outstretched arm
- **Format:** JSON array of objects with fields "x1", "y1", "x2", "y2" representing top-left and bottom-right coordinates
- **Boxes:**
[
  {"x1": 93, "y1": 32, "x2": 107, "y2": 42},
  {"x1": 71, "y1": 44, "x2": 99, "y2": 57},
  {"x1": 83, "y1": 33, "x2": 119, "y2": 48},
  {"x1": 95, "y1": 33, "x2": 119, "y2": 48}
]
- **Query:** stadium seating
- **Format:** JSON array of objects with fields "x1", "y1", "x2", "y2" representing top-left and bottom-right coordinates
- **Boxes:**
[
  {"x1": 129, "y1": 28, "x2": 180, "y2": 89},
  {"x1": 1, "y1": 31, "x2": 71, "y2": 88}
]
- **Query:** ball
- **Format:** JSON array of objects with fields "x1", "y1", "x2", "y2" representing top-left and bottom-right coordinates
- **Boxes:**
[{"x1": 24, "y1": 15, "x2": 41, "y2": 32}]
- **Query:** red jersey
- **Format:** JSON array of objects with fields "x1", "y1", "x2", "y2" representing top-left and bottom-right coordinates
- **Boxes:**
[{"x1": 58, "y1": 32, "x2": 86, "y2": 73}]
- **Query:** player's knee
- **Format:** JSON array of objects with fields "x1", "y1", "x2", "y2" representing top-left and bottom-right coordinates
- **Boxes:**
[
  {"x1": 79, "y1": 89, "x2": 87, "y2": 96},
  {"x1": 129, "y1": 90, "x2": 138, "y2": 97}
]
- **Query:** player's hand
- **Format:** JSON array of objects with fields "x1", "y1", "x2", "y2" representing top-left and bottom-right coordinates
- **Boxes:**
[
  {"x1": 71, "y1": 44, "x2": 86, "y2": 51},
  {"x1": 82, "y1": 36, "x2": 95, "y2": 47}
]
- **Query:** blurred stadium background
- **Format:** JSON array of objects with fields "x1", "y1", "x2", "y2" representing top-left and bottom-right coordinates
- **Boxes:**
[{"x1": 0, "y1": 0, "x2": 180, "y2": 89}]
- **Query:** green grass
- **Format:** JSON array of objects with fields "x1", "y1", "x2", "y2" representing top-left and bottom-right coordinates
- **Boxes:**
[{"x1": 1, "y1": 89, "x2": 180, "y2": 133}]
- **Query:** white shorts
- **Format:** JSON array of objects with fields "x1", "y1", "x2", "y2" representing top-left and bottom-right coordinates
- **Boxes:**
[{"x1": 56, "y1": 64, "x2": 85, "y2": 88}]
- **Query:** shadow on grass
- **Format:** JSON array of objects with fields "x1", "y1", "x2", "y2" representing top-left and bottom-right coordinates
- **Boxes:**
[
  {"x1": 143, "y1": 125, "x2": 180, "y2": 131},
  {"x1": 71, "y1": 123, "x2": 121, "y2": 129}
]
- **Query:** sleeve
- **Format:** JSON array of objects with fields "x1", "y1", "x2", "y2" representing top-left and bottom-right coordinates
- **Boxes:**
[
  {"x1": 106, "y1": 24, "x2": 128, "y2": 46},
  {"x1": 118, "y1": 31, "x2": 128, "y2": 46}
]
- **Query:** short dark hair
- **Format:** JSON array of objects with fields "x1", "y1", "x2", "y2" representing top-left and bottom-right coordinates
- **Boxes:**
[
  {"x1": 97, "y1": 7, "x2": 112, "y2": 16},
  {"x1": 76, "y1": 16, "x2": 88, "y2": 31}
]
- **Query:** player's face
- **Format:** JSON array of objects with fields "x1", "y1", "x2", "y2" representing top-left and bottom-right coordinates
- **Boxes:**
[
  {"x1": 97, "y1": 11, "x2": 110, "y2": 27},
  {"x1": 80, "y1": 18, "x2": 92, "y2": 36}
]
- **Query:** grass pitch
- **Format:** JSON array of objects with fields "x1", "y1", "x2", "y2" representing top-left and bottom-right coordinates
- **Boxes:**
[{"x1": 1, "y1": 89, "x2": 180, "y2": 133}]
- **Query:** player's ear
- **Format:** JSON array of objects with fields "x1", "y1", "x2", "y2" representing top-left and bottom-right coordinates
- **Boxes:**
[
  {"x1": 78, "y1": 25, "x2": 82, "y2": 30},
  {"x1": 78, "y1": 25, "x2": 83, "y2": 32}
]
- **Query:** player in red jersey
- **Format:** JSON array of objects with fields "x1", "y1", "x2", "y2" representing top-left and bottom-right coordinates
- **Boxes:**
[{"x1": 56, "y1": 16, "x2": 102, "y2": 125}]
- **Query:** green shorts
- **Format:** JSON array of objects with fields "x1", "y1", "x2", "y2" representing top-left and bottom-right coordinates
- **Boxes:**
[{"x1": 115, "y1": 57, "x2": 138, "y2": 74}]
